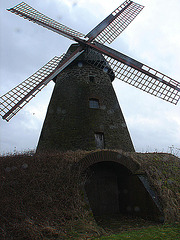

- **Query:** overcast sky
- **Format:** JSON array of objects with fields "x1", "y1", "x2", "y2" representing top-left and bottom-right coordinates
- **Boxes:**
[{"x1": 0, "y1": 0, "x2": 180, "y2": 156}]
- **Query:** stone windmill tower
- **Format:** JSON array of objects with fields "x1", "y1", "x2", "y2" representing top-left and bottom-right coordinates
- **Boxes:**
[
  {"x1": 37, "y1": 44, "x2": 135, "y2": 152},
  {"x1": 1, "y1": 1, "x2": 180, "y2": 153}
]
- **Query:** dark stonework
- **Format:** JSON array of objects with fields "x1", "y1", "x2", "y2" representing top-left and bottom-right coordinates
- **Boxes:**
[{"x1": 37, "y1": 44, "x2": 135, "y2": 152}]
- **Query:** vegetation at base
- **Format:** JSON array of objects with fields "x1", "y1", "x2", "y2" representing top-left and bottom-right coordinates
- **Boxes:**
[
  {"x1": 95, "y1": 223, "x2": 180, "y2": 240},
  {"x1": 0, "y1": 150, "x2": 179, "y2": 239},
  {"x1": 0, "y1": 151, "x2": 103, "y2": 239}
]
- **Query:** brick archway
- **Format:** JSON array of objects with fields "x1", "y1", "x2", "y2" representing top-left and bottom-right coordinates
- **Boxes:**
[
  {"x1": 77, "y1": 150, "x2": 163, "y2": 221},
  {"x1": 77, "y1": 150, "x2": 140, "y2": 173}
]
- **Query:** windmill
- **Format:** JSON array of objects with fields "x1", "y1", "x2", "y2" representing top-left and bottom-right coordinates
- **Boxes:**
[{"x1": 0, "y1": 0, "x2": 180, "y2": 152}]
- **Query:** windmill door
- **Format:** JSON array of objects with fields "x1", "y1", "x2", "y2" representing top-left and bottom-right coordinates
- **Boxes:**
[
  {"x1": 85, "y1": 175, "x2": 119, "y2": 216},
  {"x1": 95, "y1": 133, "x2": 104, "y2": 149}
]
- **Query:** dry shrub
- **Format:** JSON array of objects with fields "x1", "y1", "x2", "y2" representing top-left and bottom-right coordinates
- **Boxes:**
[
  {"x1": 0, "y1": 151, "x2": 101, "y2": 239},
  {"x1": 2, "y1": 219, "x2": 43, "y2": 240}
]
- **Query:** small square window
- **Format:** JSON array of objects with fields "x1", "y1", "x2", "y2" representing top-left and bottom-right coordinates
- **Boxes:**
[{"x1": 89, "y1": 98, "x2": 100, "y2": 108}]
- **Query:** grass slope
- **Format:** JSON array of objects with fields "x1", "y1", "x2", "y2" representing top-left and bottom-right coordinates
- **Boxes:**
[{"x1": 95, "y1": 223, "x2": 180, "y2": 240}]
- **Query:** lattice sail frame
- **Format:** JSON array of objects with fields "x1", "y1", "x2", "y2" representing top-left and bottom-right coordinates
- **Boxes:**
[
  {"x1": 7, "y1": 2, "x2": 85, "y2": 41},
  {"x1": 86, "y1": 0, "x2": 144, "y2": 44},
  {"x1": 0, "y1": 56, "x2": 64, "y2": 121},
  {"x1": 85, "y1": 48, "x2": 180, "y2": 104}
]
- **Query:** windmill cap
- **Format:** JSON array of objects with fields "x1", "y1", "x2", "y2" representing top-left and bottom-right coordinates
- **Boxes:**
[{"x1": 65, "y1": 44, "x2": 115, "y2": 81}]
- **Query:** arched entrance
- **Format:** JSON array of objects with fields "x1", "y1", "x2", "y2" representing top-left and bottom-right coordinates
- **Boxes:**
[{"x1": 78, "y1": 150, "x2": 164, "y2": 222}]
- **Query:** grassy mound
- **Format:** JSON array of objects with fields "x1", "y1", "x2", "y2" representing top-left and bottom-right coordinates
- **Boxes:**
[
  {"x1": 0, "y1": 150, "x2": 179, "y2": 239},
  {"x1": 0, "y1": 151, "x2": 102, "y2": 239}
]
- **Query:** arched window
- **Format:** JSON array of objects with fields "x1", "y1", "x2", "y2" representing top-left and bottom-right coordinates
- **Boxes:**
[{"x1": 89, "y1": 98, "x2": 100, "y2": 109}]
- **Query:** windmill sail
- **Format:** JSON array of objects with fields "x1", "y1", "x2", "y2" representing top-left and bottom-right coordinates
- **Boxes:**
[
  {"x1": 0, "y1": 47, "x2": 84, "y2": 121},
  {"x1": 0, "y1": 56, "x2": 63, "y2": 121},
  {"x1": 7, "y1": 2, "x2": 85, "y2": 41},
  {"x1": 86, "y1": 0, "x2": 144, "y2": 44},
  {"x1": 85, "y1": 44, "x2": 180, "y2": 105}
]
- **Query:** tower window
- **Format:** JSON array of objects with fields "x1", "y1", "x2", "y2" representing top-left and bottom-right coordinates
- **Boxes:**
[
  {"x1": 95, "y1": 132, "x2": 104, "y2": 149},
  {"x1": 89, "y1": 98, "x2": 100, "y2": 109},
  {"x1": 89, "y1": 75, "x2": 95, "y2": 82}
]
